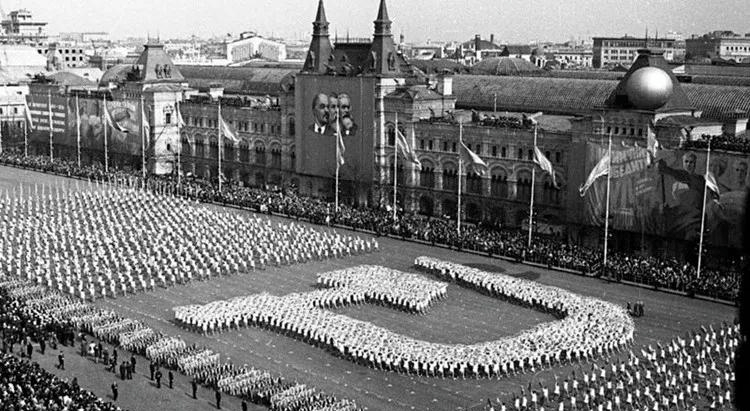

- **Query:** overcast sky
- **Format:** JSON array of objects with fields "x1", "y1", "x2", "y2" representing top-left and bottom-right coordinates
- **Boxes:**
[{"x1": 8, "y1": 0, "x2": 749, "y2": 43}]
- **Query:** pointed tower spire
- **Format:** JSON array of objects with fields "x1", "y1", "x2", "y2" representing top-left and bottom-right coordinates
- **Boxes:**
[
  {"x1": 314, "y1": 0, "x2": 327, "y2": 24},
  {"x1": 304, "y1": 0, "x2": 334, "y2": 73},
  {"x1": 375, "y1": 0, "x2": 390, "y2": 23},
  {"x1": 368, "y1": 0, "x2": 398, "y2": 75}
]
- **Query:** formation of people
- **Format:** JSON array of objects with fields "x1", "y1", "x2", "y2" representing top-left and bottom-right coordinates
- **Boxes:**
[
  {"x1": 0, "y1": 278, "x2": 362, "y2": 411},
  {"x1": 0, "y1": 151, "x2": 739, "y2": 303},
  {"x1": 497, "y1": 322, "x2": 738, "y2": 411},
  {"x1": 0, "y1": 177, "x2": 376, "y2": 301},
  {"x1": 173, "y1": 260, "x2": 634, "y2": 379}
]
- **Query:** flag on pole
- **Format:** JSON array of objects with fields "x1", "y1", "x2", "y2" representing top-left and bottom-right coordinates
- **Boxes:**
[
  {"x1": 335, "y1": 121, "x2": 346, "y2": 166},
  {"x1": 23, "y1": 101, "x2": 34, "y2": 127},
  {"x1": 579, "y1": 154, "x2": 611, "y2": 196},
  {"x1": 219, "y1": 115, "x2": 239, "y2": 142},
  {"x1": 104, "y1": 103, "x2": 128, "y2": 133},
  {"x1": 141, "y1": 106, "x2": 150, "y2": 147},
  {"x1": 533, "y1": 146, "x2": 558, "y2": 188},
  {"x1": 460, "y1": 142, "x2": 487, "y2": 175},
  {"x1": 395, "y1": 129, "x2": 421, "y2": 169},
  {"x1": 176, "y1": 106, "x2": 186, "y2": 128},
  {"x1": 706, "y1": 171, "x2": 720, "y2": 196}
]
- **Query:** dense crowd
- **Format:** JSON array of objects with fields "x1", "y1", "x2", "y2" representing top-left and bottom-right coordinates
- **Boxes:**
[
  {"x1": 0, "y1": 279, "x2": 361, "y2": 411},
  {"x1": 685, "y1": 134, "x2": 750, "y2": 153},
  {"x1": 0, "y1": 151, "x2": 741, "y2": 302},
  {"x1": 1, "y1": 283, "x2": 121, "y2": 411},
  {"x1": 173, "y1": 260, "x2": 634, "y2": 378},
  {"x1": 498, "y1": 322, "x2": 738, "y2": 411},
  {"x1": 0, "y1": 173, "x2": 375, "y2": 301}
]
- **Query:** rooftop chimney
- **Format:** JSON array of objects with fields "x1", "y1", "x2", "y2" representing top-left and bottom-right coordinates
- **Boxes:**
[
  {"x1": 474, "y1": 34, "x2": 481, "y2": 51},
  {"x1": 490, "y1": 34, "x2": 495, "y2": 44}
]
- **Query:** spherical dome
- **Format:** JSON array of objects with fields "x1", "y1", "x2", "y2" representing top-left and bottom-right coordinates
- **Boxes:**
[{"x1": 624, "y1": 67, "x2": 673, "y2": 110}]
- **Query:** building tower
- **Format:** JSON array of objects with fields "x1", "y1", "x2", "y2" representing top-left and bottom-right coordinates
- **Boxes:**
[
  {"x1": 302, "y1": 0, "x2": 333, "y2": 73},
  {"x1": 366, "y1": 0, "x2": 400, "y2": 75}
]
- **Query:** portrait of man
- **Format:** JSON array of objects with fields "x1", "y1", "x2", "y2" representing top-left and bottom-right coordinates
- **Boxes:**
[
  {"x1": 326, "y1": 93, "x2": 339, "y2": 135},
  {"x1": 732, "y1": 160, "x2": 748, "y2": 191},
  {"x1": 338, "y1": 93, "x2": 357, "y2": 136},
  {"x1": 308, "y1": 93, "x2": 329, "y2": 135},
  {"x1": 657, "y1": 152, "x2": 712, "y2": 240}
]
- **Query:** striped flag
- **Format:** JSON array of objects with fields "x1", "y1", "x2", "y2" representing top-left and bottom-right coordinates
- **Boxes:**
[
  {"x1": 219, "y1": 115, "x2": 239, "y2": 142},
  {"x1": 533, "y1": 146, "x2": 558, "y2": 188},
  {"x1": 579, "y1": 154, "x2": 610, "y2": 197},
  {"x1": 335, "y1": 121, "x2": 346, "y2": 166},
  {"x1": 460, "y1": 142, "x2": 487, "y2": 175},
  {"x1": 395, "y1": 129, "x2": 421, "y2": 169},
  {"x1": 142, "y1": 106, "x2": 150, "y2": 147}
]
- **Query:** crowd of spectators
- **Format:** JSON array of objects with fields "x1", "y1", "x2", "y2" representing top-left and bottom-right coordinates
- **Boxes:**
[
  {"x1": 1, "y1": 286, "x2": 121, "y2": 411},
  {"x1": 0, "y1": 278, "x2": 360, "y2": 411},
  {"x1": 0, "y1": 151, "x2": 742, "y2": 302},
  {"x1": 685, "y1": 134, "x2": 750, "y2": 153}
]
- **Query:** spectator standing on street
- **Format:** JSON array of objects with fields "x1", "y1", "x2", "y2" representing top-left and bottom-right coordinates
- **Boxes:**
[
  {"x1": 111, "y1": 381, "x2": 118, "y2": 401},
  {"x1": 57, "y1": 351, "x2": 64, "y2": 370}
]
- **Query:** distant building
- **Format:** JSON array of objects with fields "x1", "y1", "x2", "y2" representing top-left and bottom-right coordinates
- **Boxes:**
[
  {"x1": 686, "y1": 31, "x2": 750, "y2": 63},
  {"x1": 226, "y1": 32, "x2": 287, "y2": 63},
  {"x1": 39, "y1": 43, "x2": 89, "y2": 70},
  {"x1": 459, "y1": 34, "x2": 503, "y2": 64},
  {"x1": 549, "y1": 49, "x2": 593, "y2": 68},
  {"x1": 592, "y1": 36, "x2": 676, "y2": 68},
  {"x1": 57, "y1": 32, "x2": 110, "y2": 43},
  {"x1": 0, "y1": 9, "x2": 47, "y2": 45}
]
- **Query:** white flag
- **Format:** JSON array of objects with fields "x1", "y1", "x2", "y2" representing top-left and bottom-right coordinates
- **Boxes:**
[
  {"x1": 533, "y1": 146, "x2": 558, "y2": 188},
  {"x1": 336, "y1": 123, "x2": 346, "y2": 166},
  {"x1": 24, "y1": 100, "x2": 34, "y2": 127},
  {"x1": 460, "y1": 142, "x2": 487, "y2": 175},
  {"x1": 219, "y1": 115, "x2": 239, "y2": 142},
  {"x1": 706, "y1": 171, "x2": 720, "y2": 196},
  {"x1": 579, "y1": 154, "x2": 610, "y2": 197}
]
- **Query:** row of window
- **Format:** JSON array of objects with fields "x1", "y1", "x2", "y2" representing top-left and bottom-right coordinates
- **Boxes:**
[
  {"x1": 607, "y1": 125, "x2": 644, "y2": 137},
  {"x1": 408, "y1": 168, "x2": 561, "y2": 204},
  {"x1": 187, "y1": 141, "x2": 286, "y2": 168},
  {"x1": 185, "y1": 116, "x2": 282, "y2": 135},
  {"x1": 415, "y1": 138, "x2": 562, "y2": 163},
  {"x1": 0, "y1": 107, "x2": 20, "y2": 115}
]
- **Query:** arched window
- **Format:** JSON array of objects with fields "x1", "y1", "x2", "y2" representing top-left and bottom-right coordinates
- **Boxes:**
[
  {"x1": 288, "y1": 117, "x2": 295, "y2": 136},
  {"x1": 239, "y1": 144, "x2": 250, "y2": 163},
  {"x1": 209, "y1": 138, "x2": 219, "y2": 159},
  {"x1": 419, "y1": 162, "x2": 435, "y2": 188},
  {"x1": 255, "y1": 142, "x2": 266, "y2": 166},
  {"x1": 224, "y1": 142, "x2": 235, "y2": 162},
  {"x1": 289, "y1": 144, "x2": 296, "y2": 168},
  {"x1": 443, "y1": 167, "x2": 458, "y2": 191},
  {"x1": 194, "y1": 137, "x2": 205, "y2": 158},
  {"x1": 386, "y1": 123, "x2": 404, "y2": 147},
  {"x1": 180, "y1": 135, "x2": 191, "y2": 157},
  {"x1": 516, "y1": 170, "x2": 532, "y2": 202},
  {"x1": 270, "y1": 144, "x2": 282, "y2": 168},
  {"x1": 491, "y1": 171, "x2": 508, "y2": 198},
  {"x1": 466, "y1": 171, "x2": 482, "y2": 194},
  {"x1": 442, "y1": 198, "x2": 457, "y2": 218}
]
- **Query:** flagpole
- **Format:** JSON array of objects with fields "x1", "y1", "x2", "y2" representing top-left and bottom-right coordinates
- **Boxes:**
[
  {"x1": 218, "y1": 100, "x2": 222, "y2": 193},
  {"x1": 23, "y1": 115, "x2": 27, "y2": 158},
  {"x1": 141, "y1": 94, "x2": 147, "y2": 189},
  {"x1": 75, "y1": 94, "x2": 81, "y2": 167},
  {"x1": 103, "y1": 94, "x2": 108, "y2": 173},
  {"x1": 335, "y1": 107, "x2": 340, "y2": 213},
  {"x1": 48, "y1": 90, "x2": 53, "y2": 162},
  {"x1": 603, "y1": 130, "x2": 613, "y2": 276},
  {"x1": 528, "y1": 123, "x2": 537, "y2": 248},
  {"x1": 697, "y1": 138, "x2": 711, "y2": 279},
  {"x1": 392, "y1": 112, "x2": 398, "y2": 221},
  {"x1": 457, "y1": 120, "x2": 463, "y2": 236},
  {"x1": 176, "y1": 99, "x2": 181, "y2": 188}
]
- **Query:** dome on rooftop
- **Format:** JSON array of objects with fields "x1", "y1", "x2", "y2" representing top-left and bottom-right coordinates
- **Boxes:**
[
  {"x1": 471, "y1": 57, "x2": 542, "y2": 76},
  {"x1": 624, "y1": 66, "x2": 674, "y2": 110}
]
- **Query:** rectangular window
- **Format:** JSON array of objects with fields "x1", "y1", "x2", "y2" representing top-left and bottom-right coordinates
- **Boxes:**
[
  {"x1": 475, "y1": 144, "x2": 481, "y2": 155},
  {"x1": 555, "y1": 151, "x2": 561, "y2": 163},
  {"x1": 442, "y1": 141, "x2": 448, "y2": 151},
  {"x1": 518, "y1": 148, "x2": 523, "y2": 159},
  {"x1": 165, "y1": 113, "x2": 172, "y2": 125},
  {"x1": 492, "y1": 146, "x2": 497, "y2": 157},
  {"x1": 452, "y1": 142, "x2": 457, "y2": 152},
  {"x1": 501, "y1": 147, "x2": 506, "y2": 158},
  {"x1": 420, "y1": 139, "x2": 425, "y2": 150},
  {"x1": 428, "y1": 140, "x2": 433, "y2": 150},
  {"x1": 528, "y1": 149, "x2": 533, "y2": 160}
]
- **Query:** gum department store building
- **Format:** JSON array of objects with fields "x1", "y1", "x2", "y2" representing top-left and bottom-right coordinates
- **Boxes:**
[{"x1": 23, "y1": 0, "x2": 750, "y2": 257}]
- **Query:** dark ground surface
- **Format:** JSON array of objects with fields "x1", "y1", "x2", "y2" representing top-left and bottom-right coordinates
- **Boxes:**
[{"x1": 0, "y1": 166, "x2": 738, "y2": 411}]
